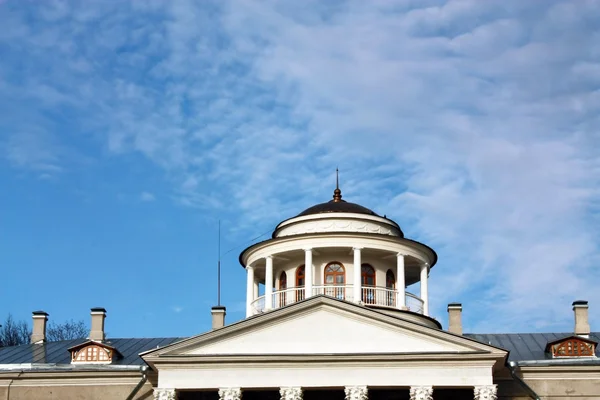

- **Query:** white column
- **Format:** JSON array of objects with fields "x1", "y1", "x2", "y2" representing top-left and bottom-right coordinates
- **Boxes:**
[
  {"x1": 409, "y1": 386, "x2": 433, "y2": 400},
  {"x1": 219, "y1": 388, "x2": 242, "y2": 400},
  {"x1": 396, "y1": 253, "x2": 406, "y2": 309},
  {"x1": 280, "y1": 387, "x2": 303, "y2": 400},
  {"x1": 304, "y1": 248, "x2": 313, "y2": 299},
  {"x1": 154, "y1": 388, "x2": 177, "y2": 400},
  {"x1": 420, "y1": 263, "x2": 429, "y2": 316},
  {"x1": 353, "y1": 247, "x2": 362, "y2": 303},
  {"x1": 246, "y1": 265, "x2": 255, "y2": 318},
  {"x1": 474, "y1": 385, "x2": 497, "y2": 400},
  {"x1": 265, "y1": 256, "x2": 274, "y2": 310},
  {"x1": 253, "y1": 278, "x2": 259, "y2": 300},
  {"x1": 344, "y1": 386, "x2": 368, "y2": 400}
]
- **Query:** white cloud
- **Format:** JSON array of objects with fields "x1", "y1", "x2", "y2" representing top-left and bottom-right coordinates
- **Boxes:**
[
  {"x1": 140, "y1": 191, "x2": 156, "y2": 202},
  {"x1": 1, "y1": 0, "x2": 599, "y2": 332}
]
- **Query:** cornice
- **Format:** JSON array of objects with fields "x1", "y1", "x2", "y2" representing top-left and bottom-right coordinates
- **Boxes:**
[{"x1": 239, "y1": 232, "x2": 437, "y2": 268}]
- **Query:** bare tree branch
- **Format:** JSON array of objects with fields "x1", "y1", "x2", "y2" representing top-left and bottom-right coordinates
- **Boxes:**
[
  {"x1": 0, "y1": 314, "x2": 30, "y2": 347},
  {"x1": 46, "y1": 319, "x2": 87, "y2": 342}
]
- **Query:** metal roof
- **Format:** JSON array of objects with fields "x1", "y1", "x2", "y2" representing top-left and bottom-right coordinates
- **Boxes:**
[
  {"x1": 464, "y1": 332, "x2": 600, "y2": 362},
  {"x1": 0, "y1": 337, "x2": 183, "y2": 366},
  {"x1": 1, "y1": 332, "x2": 599, "y2": 367}
]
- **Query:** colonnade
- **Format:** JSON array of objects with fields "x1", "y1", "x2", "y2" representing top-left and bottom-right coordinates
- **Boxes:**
[
  {"x1": 153, "y1": 385, "x2": 498, "y2": 400},
  {"x1": 245, "y1": 248, "x2": 430, "y2": 318}
]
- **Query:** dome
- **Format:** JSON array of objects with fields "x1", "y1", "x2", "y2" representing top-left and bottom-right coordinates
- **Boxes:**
[
  {"x1": 297, "y1": 199, "x2": 379, "y2": 217},
  {"x1": 297, "y1": 178, "x2": 379, "y2": 217}
]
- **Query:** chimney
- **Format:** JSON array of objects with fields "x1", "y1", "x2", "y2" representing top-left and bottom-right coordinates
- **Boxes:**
[
  {"x1": 89, "y1": 307, "x2": 106, "y2": 342},
  {"x1": 211, "y1": 306, "x2": 226, "y2": 330},
  {"x1": 447, "y1": 303, "x2": 463, "y2": 335},
  {"x1": 30, "y1": 311, "x2": 49, "y2": 344},
  {"x1": 573, "y1": 300, "x2": 590, "y2": 338}
]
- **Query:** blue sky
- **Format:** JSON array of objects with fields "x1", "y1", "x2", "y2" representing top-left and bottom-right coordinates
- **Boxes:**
[{"x1": 1, "y1": 0, "x2": 599, "y2": 338}]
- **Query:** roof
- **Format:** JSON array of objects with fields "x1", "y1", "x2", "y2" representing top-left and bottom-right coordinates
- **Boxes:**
[
  {"x1": 2, "y1": 332, "x2": 599, "y2": 367},
  {"x1": 295, "y1": 184, "x2": 380, "y2": 218},
  {"x1": 0, "y1": 337, "x2": 182, "y2": 366},
  {"x1": 297, "y1": 199, "x2": 380, "y2": 217},
  {"x1": 464, "y1": 332, "x2": 600, "y2": 362}
]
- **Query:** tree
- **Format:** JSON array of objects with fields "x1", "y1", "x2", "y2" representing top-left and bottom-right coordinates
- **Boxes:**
[
  {"x1": 0, "y1": 314, "x2": 30, "y2": 347},
  {"x1": 46, "y1": 319, "x2": 87, "y2": 341},
  {"x1": 0, "y1": 315, "x2": 88, "y2": 347}
]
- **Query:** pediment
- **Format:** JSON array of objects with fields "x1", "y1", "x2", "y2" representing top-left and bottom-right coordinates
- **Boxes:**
[{"x1": 144, "y1": 297, "x2": 506, "y2": 360}]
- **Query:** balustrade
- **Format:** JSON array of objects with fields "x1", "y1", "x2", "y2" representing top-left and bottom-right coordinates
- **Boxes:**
[{"x1": 250, "y1": 286, "x2": 424, "y2": 315}]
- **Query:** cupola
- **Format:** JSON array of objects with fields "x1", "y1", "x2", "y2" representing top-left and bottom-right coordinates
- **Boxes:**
[{"x1": 240, "y1": 176, "x2": 438, "y2": 329}]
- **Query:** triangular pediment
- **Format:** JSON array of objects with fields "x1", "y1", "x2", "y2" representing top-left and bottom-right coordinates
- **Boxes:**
[{"x1": 143, "y1": 296, "x2": 506, "y2": 360}]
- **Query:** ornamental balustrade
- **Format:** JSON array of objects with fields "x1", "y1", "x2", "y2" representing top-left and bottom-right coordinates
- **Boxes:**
[{"x1": 250, "y1": 285, "x2": 424, "y2": 315}]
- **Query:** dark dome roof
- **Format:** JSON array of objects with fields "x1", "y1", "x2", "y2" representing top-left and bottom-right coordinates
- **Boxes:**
[{"x1": 297, "y1": 199, "x2": 379, "y2": 217}]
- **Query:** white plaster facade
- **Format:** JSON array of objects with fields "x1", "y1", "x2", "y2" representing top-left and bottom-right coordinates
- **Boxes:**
[{"x1": 142, "y1": 187, "x2": 503, "y2": 399}]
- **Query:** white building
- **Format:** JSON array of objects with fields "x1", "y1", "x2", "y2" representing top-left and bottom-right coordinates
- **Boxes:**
[{"x1": 1, "y1": 184, "x2": 598, "y2": 400}]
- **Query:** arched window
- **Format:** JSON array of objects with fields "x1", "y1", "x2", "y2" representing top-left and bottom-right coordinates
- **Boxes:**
[
  {"x1": 361, "y1": 264, "x2": 376, "y2": 286},
  {"x1": 279, "y1": 271, "x2": 287, "y2": 290},
  {"x1": 277, "y1": 271, "x2": 287, "y2": 307},
  {"x1": 552, "y1": 338, "x2": 596, "y2": 357},
  {"x1": 72, "y1": 345, "x2": 113, "y2": 363},
  {"x1": 361, "y1": 264, "x2": 376, "y2": 303},
  {"x1": 386, "y1": 269, "x2": 396, "y2": 307},
  {"x1": 296, "y1": 265, "x2": 305, "y2": 301},
  {"x1": 386, "y1": 269, "x2": 395, "y2": 289},
  {"x1": 324, "y1": 262, "x2": 345, "y2": 300}
]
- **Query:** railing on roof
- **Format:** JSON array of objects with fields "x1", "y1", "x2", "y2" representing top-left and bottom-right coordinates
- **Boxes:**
[{"x1": 250, "y1": 285, "x2": 423, "y2": 315}]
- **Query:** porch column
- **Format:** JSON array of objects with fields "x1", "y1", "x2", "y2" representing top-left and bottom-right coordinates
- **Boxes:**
[
  {"x1": 396, "y1": 253, "x2": 406, "y2": 309},
  {"x1": 344, "y1": 386, "x2": 368, "y2": 400},
  {"x1": 219, "y1": 388, "x2": 242, "y2": 400},
  {"x1": 304, "y1": 248, "x2": 313, "y2": 299},
  {"x1": 253, "y1": 278, "x2": 259, "y2": 300},
  {"x1": 246, "y1": 265, "x2": 255, "y2": 318},
  {"x1": 280, "y1": 387, "x2": 303, "y2": 400},
  {"x1": 420, "y1": 262, "x2": 429, "y2": 316},
  {"x1": 409, "y1": 386, "x2": 433, "y2": 400},
  {"x1": 265, "y1": 256, "x2": 274, "y2": 310},
  {"x1": 353, "y1": 247, "x2": 362, "y2": 304},
  {"x1": 474, "y1": 385, "x2": 497, "y2": 400},
  {"x1": 153, "y1": 388, "x2": 177, "y2": 400}
]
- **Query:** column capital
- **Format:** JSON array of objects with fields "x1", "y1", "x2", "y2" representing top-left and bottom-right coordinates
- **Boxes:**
[
  {"x1": 344, "y1": 386, "x2": 367, "y2": 400},
  {"x1": 246, "y1": 265, "x2": 254, "y2": 270},
  {"x1": 303, "y1": 247, "x2": 312, "y2": 252},
  {"x1": 409, "y1": 386, "x2": 433, "y2": 400},
  {"x1": 265, "y1": 255, "x2": 273, "y2": 260},
  {"x1": 397, "y1": 252, "x2": 407, "y2": 257},
  {"x1": 154, "y1": 388, "x2": 177, "y2": 400},
  {"x1": 219, "y1": 388, "x2": 242, "y2": 400},
  {"x1": 280, "y1": 387, "x2": 303, "y2": 400},
  {"x1": 352, "y1": 247, "x2": 363, "y2": 251},
  {"x1": 474, "y1": 385, "x2": 497, "y2": 400}
]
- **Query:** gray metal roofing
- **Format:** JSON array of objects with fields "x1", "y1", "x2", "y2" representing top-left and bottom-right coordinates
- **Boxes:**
[
  {"x1": 464, "y1": 332, "x2": 600, "y2": 362},
  {"x1": 0, "y1": 338, "x2": 183, "y2": 365},
  {"x1": 1, "y1": 333, "x2": 599, "y2": 366}
]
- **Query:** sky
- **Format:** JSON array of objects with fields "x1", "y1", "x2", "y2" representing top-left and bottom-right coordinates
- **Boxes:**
[{"x1": 0, "y1": 0, "x2": 599, "y2": 338}]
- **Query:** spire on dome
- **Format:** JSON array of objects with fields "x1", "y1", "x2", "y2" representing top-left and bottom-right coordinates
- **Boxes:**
[{"x1": 333, "y1": 168, "x2": 342, "y2": 202}]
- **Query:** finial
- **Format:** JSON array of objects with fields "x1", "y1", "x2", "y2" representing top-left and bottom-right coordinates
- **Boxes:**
[{"x1": 333, "y1": 168, "x2": 342, "y2": 202}]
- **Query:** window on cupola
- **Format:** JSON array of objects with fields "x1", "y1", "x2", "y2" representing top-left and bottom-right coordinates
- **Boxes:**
[
  {"x1": 278, "y1": 271, "x2": 287, "y2": 307},
  {"x1": 386, "y1": 269, "x2": 396, "y2": 307},
  {"x1": 361, "y1": 264, "x2": 376, "y2": 303},
  {"x1": 296, "y1": 265, "x2": 305, "y2": 301},
  {"x1": 324, "y1": 262, "x2": 345, "y2": 300}
]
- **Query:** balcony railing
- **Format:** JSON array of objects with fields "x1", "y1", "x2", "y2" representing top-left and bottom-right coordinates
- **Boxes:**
[{"x1": 250, "y1": 285, "x2": 424, "y2": 315}]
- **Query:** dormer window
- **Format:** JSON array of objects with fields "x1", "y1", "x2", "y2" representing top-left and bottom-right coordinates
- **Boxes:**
[
  {"x1": 69, "y1": 341, "x2": 120, "y2": 364},
  {"x1": 546, "y1": 336, "x2": 597, "y2": 358}
]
